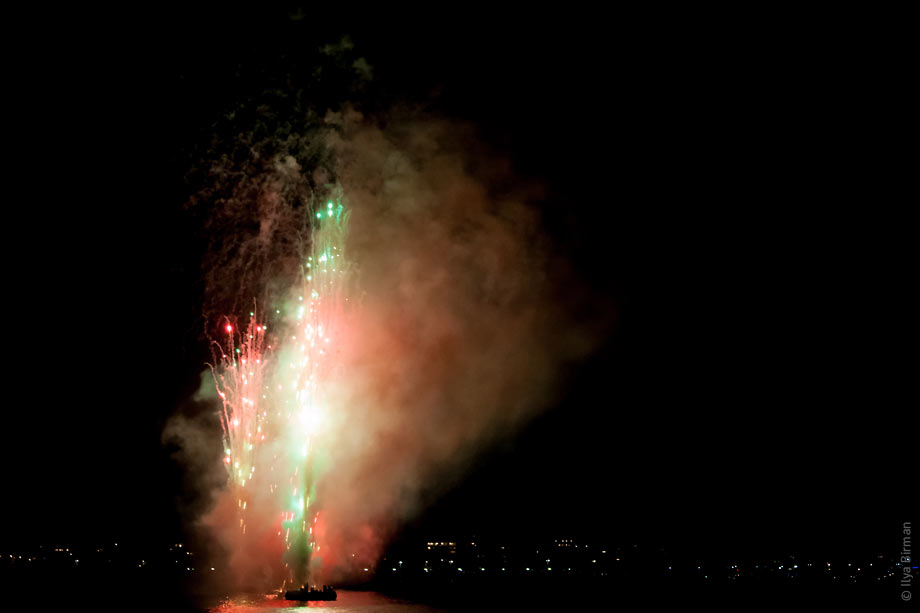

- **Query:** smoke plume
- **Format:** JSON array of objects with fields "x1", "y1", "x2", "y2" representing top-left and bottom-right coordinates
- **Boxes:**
[{"x1": 169, "y1": 104, "x2": 605, "y2": 589}]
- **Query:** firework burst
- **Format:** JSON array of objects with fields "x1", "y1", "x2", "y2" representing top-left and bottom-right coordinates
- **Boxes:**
[{"x1": 210, "y1": 193, "x2": 351, "y2": 589}]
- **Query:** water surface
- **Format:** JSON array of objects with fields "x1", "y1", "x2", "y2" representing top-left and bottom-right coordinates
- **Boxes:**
[{"x1": 208, "y1": 590, "x2": 444, "y2": 613}]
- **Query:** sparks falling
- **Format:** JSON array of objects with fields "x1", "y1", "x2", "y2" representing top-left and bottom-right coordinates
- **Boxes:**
[{"x1": 210, "y1": 195, "x2": 350, "y2": 589}]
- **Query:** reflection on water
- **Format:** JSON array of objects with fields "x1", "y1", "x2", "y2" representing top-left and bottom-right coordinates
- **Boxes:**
[{"x1": 208, "y1": 590, "x2": 444, "y2": 613}]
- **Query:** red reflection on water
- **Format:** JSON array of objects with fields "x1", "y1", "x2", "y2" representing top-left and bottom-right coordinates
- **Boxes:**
[{"x1": 210, "y1": 589, "x2": 424, "y2": 612}]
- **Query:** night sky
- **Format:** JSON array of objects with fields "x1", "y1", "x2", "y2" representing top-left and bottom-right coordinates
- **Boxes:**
[{"x1": 3, "y1": 8, "x2": 909, "y2": 563}]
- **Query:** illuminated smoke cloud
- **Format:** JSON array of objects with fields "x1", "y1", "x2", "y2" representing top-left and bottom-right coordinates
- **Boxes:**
[{"x1": 170, "y1": 104, "x2": 605, "y2": 590}]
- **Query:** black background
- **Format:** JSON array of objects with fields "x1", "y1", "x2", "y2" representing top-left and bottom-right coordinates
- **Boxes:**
[{"x1": 3, "y1": 7, "x2": 910, "y2": 563}]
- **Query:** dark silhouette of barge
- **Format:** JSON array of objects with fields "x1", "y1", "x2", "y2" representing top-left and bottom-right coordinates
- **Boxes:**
[{"x1": 284, "y1": 585, "x2": 337, "y2": 601}]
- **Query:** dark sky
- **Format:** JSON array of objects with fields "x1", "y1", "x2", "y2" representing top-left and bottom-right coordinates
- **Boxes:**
[{"x1": 3, "y1": 8, "x2": 909, "y2": 559}]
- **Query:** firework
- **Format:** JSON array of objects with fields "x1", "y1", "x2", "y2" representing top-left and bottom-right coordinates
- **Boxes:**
[{"x1": 211, "y1": 194, "x2": 351, "y2": 588}]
